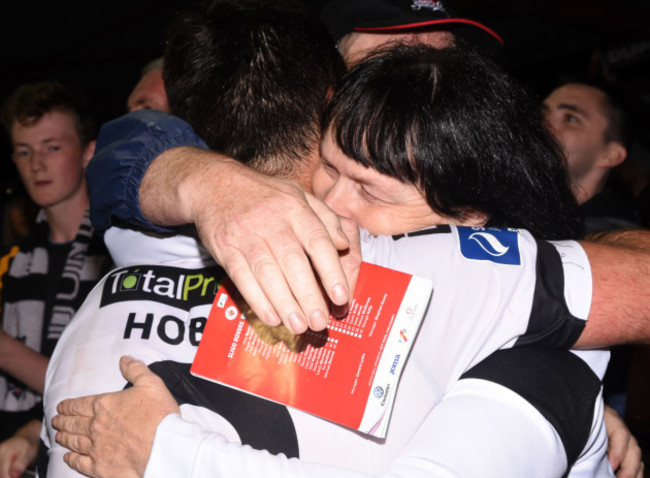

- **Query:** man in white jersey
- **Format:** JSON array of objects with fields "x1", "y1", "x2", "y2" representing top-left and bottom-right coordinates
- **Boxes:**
[{"x1": 43, "y1": 3, "x2": 619, "y2": 477}]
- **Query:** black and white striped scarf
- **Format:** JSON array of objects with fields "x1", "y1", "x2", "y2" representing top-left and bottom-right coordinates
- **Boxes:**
[{"x1": 0, "y1": 208, "x2": 109, "y2": 413}]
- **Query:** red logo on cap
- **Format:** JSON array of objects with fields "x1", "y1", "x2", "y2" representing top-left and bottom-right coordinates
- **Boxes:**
[{"x1": 411, "y1": 0, "x2": 446, "y2": 13}]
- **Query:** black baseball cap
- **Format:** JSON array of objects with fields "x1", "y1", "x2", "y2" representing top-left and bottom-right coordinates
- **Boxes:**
[{"x1": 321, "y1": 0, "x2": 503, "y2": 57}]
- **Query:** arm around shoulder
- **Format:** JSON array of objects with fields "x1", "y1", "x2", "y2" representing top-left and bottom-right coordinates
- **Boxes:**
[{"x1": 576, "y1": 229, "x2": 650, "y2": 348}]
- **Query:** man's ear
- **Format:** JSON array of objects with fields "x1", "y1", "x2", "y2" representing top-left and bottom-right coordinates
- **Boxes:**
[
  {"x1": 82, "y1": 140, "x2": 97, "y2": 168},
  {"x1": 598, "y1": 141, "x2": 627, "y2": 169}
]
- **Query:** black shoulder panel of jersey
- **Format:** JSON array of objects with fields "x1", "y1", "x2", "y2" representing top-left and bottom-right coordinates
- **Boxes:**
[
  {"x1": 460, "y1": 348, "x2": 601, "y2": 473},
  {"x1": 391, "y1": 225, "x2": 452, "y2": 241},
  {"x1": 515, "y1": 239, "x2": 585, "y2": 349},
  {"x1": 147, "y1": 361, "x2": 299, "y2": 458}
]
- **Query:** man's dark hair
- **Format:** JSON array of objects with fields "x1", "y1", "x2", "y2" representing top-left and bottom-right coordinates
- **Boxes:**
[
  {"x1": 163, "y1": 0, "x2": 345, "y2": 176},
  {"x1": 324, "y1": 45, "x2": 583, "y2": 240},
  {"x1": 1, "y1": 81, "x2": 96, "y2": 146}
]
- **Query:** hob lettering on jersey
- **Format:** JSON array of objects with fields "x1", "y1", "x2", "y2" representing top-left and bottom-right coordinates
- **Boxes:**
[
  {"x1": 100, "y1": 264, "x2": 226, "y2": 310},
  {"x1": 123, "y1": 312, "x2": 206, "y2": 346}
]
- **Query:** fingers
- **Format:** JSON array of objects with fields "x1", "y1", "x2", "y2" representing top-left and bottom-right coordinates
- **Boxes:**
[
  {"x1": 263, "y1": 226, "x2": 332, "y2": 332},
  {"x1": 616, "y1": 436, "x2": 643, "y2": 478},
  {"x1": 214, "y1": 211, "x2": 336, "y2": 334},
  {"x1": 10, "y1": 463, "x2": 28, "y2": 478},
  {"x1": 221, "y1": 251, "x2": 287, "y2": 328},
  {"x1": 227, "y1": 222, "x2": 338, "y2": 333},
  {"x1": 608, "y1": 426, "x2": 627, "y2": 471},
  {"x1": 604, "y1": 406, "x2": 644, "y2": 478},
  {"x1": 53, "y1": 397, "x2": 96, "y2": 455},
  {"x1": 0, "y1": 442, "x2": 16, "y2": 478},
  {"x1": 304, "y1": 194, "x2": 353, "y2": 306},
  {"x1": 63, "y1": 452, "x2": 96, "y2": 478},
  {"x1": 0, "y1": 457, "x2": 8, "y2": 478},
  {"x1": 338, "y1": 218, "x2": 361, "y2": 296},
  {"x1": 329, "y1": 218, "x2": 361, "y2": 318},
  {"x1": 9, "y1": 459, "x2": 29, "y2": 478},
  {"x1": 52, "y1": 413, "x2": 92, "y2": 441},
  {"x1": 55, "y1": 429, "x2": 92, "y2": 457},
  {"x1": 56, "y1": 395, "x2": 95, "y2": 419},
  {"x1": 304, "y1": 192, "x2": 350, "y2": 251},
  {"x1": 229, "y1": 241, "x2": 325, "y2": 333},
  {"x1": 119, "y1": 356, "x2": 159, "y2": 386}
]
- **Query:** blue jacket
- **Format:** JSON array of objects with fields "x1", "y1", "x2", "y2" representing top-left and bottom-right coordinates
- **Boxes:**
[{"x1": 87, "y1": 110, "x2": 207, "y2": 233}]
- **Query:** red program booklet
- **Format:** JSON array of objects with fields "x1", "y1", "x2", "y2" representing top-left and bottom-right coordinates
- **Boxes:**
[{"x1": 191, "y1": 261, "x2": 432, "y2": 438}]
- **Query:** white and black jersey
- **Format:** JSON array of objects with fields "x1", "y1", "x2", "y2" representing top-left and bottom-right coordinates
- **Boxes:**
[{"x1": 39, "y1": 225, "x2": 612, "y2": 477}]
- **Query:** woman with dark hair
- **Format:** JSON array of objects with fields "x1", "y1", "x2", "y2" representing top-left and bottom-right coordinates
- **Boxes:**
[{"x1": 315, "y1": 45, "x2": 583, "y2": 240}]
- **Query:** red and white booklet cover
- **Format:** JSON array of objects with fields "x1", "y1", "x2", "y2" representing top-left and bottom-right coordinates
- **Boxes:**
[{"x1": 191, "y1": 261, "x2": 433, "y2": 438}]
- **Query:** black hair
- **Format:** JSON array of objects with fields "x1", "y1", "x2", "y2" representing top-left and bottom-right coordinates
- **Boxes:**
[
  {"x1": 324, "y1": 45, "x2": 584, "y2": 240},
  {"x1": 1, "y1": 81, "x2": 96, "y2": 146},
  {"x1": 163, "y1": 0, "x2": 346, "y2": 176}
]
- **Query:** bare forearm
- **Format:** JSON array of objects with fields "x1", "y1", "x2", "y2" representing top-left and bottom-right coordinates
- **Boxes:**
[
  {"x1": 575, "y1": 230, "x2": 650, "y2": 348},
  {"x1": 587, "y1": 228, "x2": 650, "y2": 251},
  {"x1": 0, "y1": 332, "x2": 48, "y2": 393},
  {"x1": 139, "y1": 146, "x2": 237, "y2": 226},
  {"x1": 14, "y1": 419, "x2": 41, "y2": 446}
]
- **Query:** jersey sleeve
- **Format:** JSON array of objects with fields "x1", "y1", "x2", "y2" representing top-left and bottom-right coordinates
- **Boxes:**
[
  {"x1": 144, "y1": 349, "x2": 610, "y2": 478},
  {"x1": 360, "y1": 227, "x2": 593, "y2": 353},
  {"x1": 86, "y1": 110, "x2": 208, "y2": 233},
  {"x1": 514, "y1": 239, "x2": 592, "y2": 349},
  {"x1": 460, "y1": 347, "x2": 610, "y2": 474}
]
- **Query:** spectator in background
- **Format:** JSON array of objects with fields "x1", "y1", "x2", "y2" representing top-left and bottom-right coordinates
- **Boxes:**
[
  {"x1": 126, "y1": 58, "x2": 170, "y2": 113},
  {"x1": 0, "y1": 81, "x2": 110, "y2": 477},
  {"x1": 543, "y1": 82, "x2": 639, "y2": 233},
  {"x1": 543, "y1": 81, "x2": 641, "y2": 432}
]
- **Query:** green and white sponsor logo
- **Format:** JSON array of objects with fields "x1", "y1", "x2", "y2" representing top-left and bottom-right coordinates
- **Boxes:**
[{"x1": 100, "y1": 265, "x2": 226, "y2": 310}]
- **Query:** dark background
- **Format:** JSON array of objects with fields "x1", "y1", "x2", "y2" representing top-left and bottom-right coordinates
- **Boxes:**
[
  {"x1": 1, "y1": 1, "x2": 649, "y2": 134},
  {"x1": 0, "y1": 0, "x2": 650, "y2": 194},
  {"x1": 1, "y1": 0, "x2": 649, "y2": 181}
]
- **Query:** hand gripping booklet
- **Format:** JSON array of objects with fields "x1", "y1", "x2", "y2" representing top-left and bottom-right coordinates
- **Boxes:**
[{"x1": 191, "y1": 261, "x2": 433, "y2": 438}]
